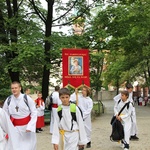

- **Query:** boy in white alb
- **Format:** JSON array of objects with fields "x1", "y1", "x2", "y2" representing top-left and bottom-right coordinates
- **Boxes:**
[
  {"x1": 70, "y1": 86, "x2": 93, "y2": 148},
  {"x1": 114, "y1": 91, "x2": 133, "y2": 150},
  {"x1": 113, "y1": 83, "x2": 139, "y2": 140},
  {"x1": 35, "y1": 92, "x2": 45, "y2": 133},
  {"x1": 51, "y1": 88, "x2": 88, "y2": 150}
]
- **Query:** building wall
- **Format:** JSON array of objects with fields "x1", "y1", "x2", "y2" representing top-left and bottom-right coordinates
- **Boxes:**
[{"x1": 96, "y1": 91, "x2": 117, "y2": 101}]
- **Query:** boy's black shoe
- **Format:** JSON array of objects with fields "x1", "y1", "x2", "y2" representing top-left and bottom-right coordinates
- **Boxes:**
[
  {"x1": 130, "y1": 135, "x2": 139, "y2": 141},
  {"x1": 36, "y1": 130, "x2": 41, "y2": 133},
  {"x1": 86, "y1": 142, "x2": 91, "y2": 148},
  {"x1": 79, "y1": 148, "x2": 84, "y2": 150},
  {"x1": 39, "y1": 128, "x2": 43, "y2": 131}
]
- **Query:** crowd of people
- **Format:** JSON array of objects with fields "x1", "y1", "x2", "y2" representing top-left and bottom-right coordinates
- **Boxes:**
[
  {"x1": 133, "y1": 95, "x2": 150, "y2": 106},
  {"x1": 0, "y1": 82, "x2": 93, "y2": 150},
  {"x1": 0, "y1": 81, "x2": 142, "y2": 150}
]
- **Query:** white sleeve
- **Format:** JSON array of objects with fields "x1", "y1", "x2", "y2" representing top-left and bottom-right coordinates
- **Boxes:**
[
  {"x1": 113, "y1": 93, "x2": 121, "y2": 103},
  {"x1": 114, "y1": 101, "x2": 119, "y2": 116},
  {"x1": 83, "y1": 98, "x2": 93, "y2": 120},
  {"x1": 51, "y1": 114, "x2": 60, "y2": 144},
  {"x1": 76, "y1": 107, "x2": 88, "y2": 145},
  {"x1": 26, "y1": 96, "x2": 37, "y2": 132},
  {"x1": 0, "y1": 108, "x2": 20, "y2": 150},
  {"x1": 70, "y1": 92, "x2": 77, "y2": 102},
  {"x1": 2, "y1": 97, "x2": 11, "y2": 116}
]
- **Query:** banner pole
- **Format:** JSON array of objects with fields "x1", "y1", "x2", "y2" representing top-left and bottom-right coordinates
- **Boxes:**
[{"x1": 75, "y1": 88, "x2": 78, "y2": 105}]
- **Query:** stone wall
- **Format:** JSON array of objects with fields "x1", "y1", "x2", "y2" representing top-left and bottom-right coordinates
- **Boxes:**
[{"x1": 97, "y1": 91, "x2": 117, "y2": 101}]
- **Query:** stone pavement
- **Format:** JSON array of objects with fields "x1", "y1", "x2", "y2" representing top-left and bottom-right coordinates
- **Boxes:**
[{"x1": 36, "y1": 100, "x2": 150, "y2": 150}]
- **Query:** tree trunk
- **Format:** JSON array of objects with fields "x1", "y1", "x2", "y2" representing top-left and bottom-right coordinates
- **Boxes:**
[
  {"x1": 42, "y1": 0, "x2": 54, "y2": 101},
  {"x1": 0, "y1": 8, "x2": 7, "y2": 43},
  {"x1": 6, "y1": 0, "x2": 20, "y2": 83},
  {"x1": 116, "y1": 79, "x2": 119, "y2": 94}
]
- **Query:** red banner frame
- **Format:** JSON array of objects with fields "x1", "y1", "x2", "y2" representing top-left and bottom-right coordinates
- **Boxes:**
[{"x1": 62, "y1": 48, "x2": 90, "y2": 88}]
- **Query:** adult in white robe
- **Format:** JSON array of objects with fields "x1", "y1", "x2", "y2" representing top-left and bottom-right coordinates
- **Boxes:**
[
  {"x1": 50, "y1": 86, "x2": 62, "y2": 134},
  {"x1": 51, "y1": 104, "x2": 88, "y2": 150},
  {"x1": 3, "y1": 81, "x2": 37, "y2": 150},
  {"x1": 0, "y1": 108, "x2": 20, "y2": 150}
]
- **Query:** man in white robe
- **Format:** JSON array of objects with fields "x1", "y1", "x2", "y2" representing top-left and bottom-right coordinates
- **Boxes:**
[
  {"x1": 50, "y1": 86, "x2": 62, "y2": 134},
  {"x1": 0, "y1": 108, "x2": 20, "y2": 150},
  {"x1": 3, "y1": 81, "x2": 37, "y2": 150}
]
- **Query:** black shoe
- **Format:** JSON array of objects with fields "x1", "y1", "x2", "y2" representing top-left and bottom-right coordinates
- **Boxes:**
[
  {"x1": 39, "y1": 128, "x2": 43, "y2": 131},
  {"x1": 79, "y1": 148, "x2": 84, "y2": 150},
  {"x1": 86, "y1": 142, "x2": 91, "y2": 148},
  {"x1": 130, "y1": 135, "x2": 139, "y2": 141},
  {"x1": 36, "y1": 130, "x2": 41, "y2": 133}
]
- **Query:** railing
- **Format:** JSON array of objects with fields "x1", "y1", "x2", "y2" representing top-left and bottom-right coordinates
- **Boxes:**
[{"x1": 93, "y1": 100, "x2": 104, "y2": 116}]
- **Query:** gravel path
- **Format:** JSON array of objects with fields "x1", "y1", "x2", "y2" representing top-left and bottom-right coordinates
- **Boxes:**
[{"x1": 36, "y1": 100, "x2": 150, "y2": 150}]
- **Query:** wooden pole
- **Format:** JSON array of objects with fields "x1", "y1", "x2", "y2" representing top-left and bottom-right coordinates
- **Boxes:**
[{"x1": 75, "y1": 88, "x2": 78, "y2": 105}]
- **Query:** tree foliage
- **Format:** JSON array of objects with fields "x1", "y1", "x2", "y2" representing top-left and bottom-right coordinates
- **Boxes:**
[
  {"x1": 94, "y1": 0, "x2": 150, "y2": 89},
  {"x1": 0, "y1": 0, "x2": 103, "y2": 99}
]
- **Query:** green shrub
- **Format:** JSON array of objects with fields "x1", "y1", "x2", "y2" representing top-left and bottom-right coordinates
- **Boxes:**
[{"x1": 0, "y1": 88, "x2": 11, "y2": 101}]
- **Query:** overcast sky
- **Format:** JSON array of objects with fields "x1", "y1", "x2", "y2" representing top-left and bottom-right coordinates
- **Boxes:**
[
  {"x1": 40, "y1": 0, "x2": 93, "y2": 34},
  {"x1": 40, "y1": 0, "x2": 73, "y2": 34}
]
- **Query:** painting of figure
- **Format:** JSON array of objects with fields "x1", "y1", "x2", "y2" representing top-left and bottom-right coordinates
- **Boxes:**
[{"x1": 69, "y1": 57, "x2": 83, "y2": 75}]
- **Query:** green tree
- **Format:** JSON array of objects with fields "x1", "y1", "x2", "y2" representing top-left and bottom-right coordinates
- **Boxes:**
[
  {"x1": 29, "y1": 0, "x2": 103, "y2": 100},
  {"x1": 94, "y1": 0, "x2": 150, "y2": 90},
  {"x1": 0, "y1": 0, "x2": 106, "y2": 100}
]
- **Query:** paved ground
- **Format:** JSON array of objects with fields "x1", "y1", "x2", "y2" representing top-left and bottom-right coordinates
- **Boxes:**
[{"x1": 36, "y1": 100, "x2": 150, "y2": 150}]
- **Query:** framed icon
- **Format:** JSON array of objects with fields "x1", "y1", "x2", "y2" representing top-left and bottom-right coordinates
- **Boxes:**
[{"x1": 69, "y1": 56, "x2": 83, "y2": 75}]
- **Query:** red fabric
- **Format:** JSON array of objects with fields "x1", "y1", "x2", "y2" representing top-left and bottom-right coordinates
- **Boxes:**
[
  {"x1": 35, "y1": 98, "x2": 44, "y2": 106},
  {"x1": 62, "y1": 48, "x2": 90, "y2": 88},
  {"x1": 5, "y1": 134, "x2": 9, "y2": 140},
  {"x1": 52, "y1": 104, "x2": 58, "y2": 108},
  {"x1": 36, "y1": 116, "x2": 45, "y2": 128},
  {"x1": 10, "y1": 115, "x2": 31, "y2": 126}
]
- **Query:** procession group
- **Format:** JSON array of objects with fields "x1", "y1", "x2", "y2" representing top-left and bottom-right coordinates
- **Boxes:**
[{"x1": 0, "y1": 82, "x2": 138, "y2": 150}]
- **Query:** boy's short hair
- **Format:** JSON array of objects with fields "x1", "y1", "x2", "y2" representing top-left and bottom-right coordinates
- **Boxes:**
[
  {"x1": 59, "y1": 88, "x2": 70, "y2": 97},
  {"x1": 121, "y1": 90, "x2": 129, "y2": 98},
  {"x1": 11, "y1": 81, "x2": 21, "y2": 87},
  {"x1": 125, "y1": 83, "x2": 133, "y2": 89}
]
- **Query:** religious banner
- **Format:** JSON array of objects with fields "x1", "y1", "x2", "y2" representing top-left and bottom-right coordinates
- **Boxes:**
[{"x1": 62, "y1": 48, "x2": 90, "y2": 88}]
